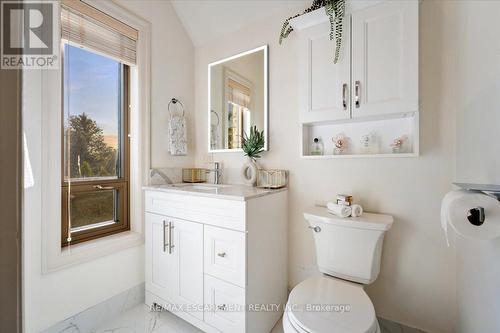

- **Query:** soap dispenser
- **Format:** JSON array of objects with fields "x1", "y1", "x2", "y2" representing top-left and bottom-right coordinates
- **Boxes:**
[{"x1": 310, "y1": 138, "x2": 324, "y2": 156}]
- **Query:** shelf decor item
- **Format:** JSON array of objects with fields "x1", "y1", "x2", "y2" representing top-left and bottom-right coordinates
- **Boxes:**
[
  {"x1": 360, "y1": 133, "x2": 379, "y2": 154},
  {"x1": 332, "y1": 133, "x2": 350, "y2": 155},
  {"x1": 391, "y1": 135, "x2": 409, "y2": 153},
  {"x1": 310, "y1": 137, "x2": 324, "y2": 155},
  {"x1": 257, "y1": 169, "x2": 288, "y2": 189},
  {"x1": 279, "y1": 0, "x2": 346, "y2": 63},
  {"x1": 241, "y1": 126, "x2": 265, "y2": 186}
]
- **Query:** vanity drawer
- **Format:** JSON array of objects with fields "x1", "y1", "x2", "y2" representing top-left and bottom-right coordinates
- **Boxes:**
[
  {"x1": 204, "y1": 225, "x2": 246, "y2": 287},
  {"x1": 145, "y1": 191, "x2": 246, "y2": 231},
  {"x1": 204, "y1": 275, "x2": 245, "y2": 333}
]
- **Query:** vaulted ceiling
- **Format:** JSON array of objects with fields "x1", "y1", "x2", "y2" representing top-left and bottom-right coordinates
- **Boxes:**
[{"x1": 170, "y1": 0, "x2": 310, "y2": 46}]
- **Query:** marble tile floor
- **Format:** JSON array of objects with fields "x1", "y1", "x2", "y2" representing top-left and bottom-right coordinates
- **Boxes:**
[{"x1": 90, "y1": 304, "x2": 426, "y2": 333}]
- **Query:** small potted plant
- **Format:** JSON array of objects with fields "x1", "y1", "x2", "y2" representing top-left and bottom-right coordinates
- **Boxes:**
[{"x1": 240, "y1": 126, "x2": 265, "y2": 186}]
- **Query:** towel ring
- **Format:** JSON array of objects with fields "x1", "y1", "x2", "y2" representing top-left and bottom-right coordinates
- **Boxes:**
[
  {"x1": 168, "y1": 98, "x2": 185, "y2": 118},
  {"x1": 211, "y1": 110, "x2": 220, "y2": 126}
]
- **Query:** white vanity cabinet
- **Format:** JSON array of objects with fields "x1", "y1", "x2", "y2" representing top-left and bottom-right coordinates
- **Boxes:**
[
  {"x1": 144, "y1": 187, "x2": 288, "y2": 333},
  {"x1": 295, "y1": 0, "x2": 418, "y2": 121}
]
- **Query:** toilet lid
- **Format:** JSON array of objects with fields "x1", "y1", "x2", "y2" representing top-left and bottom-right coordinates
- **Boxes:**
[{"x1": 287, "y1": 276, "x2": 377, "y2": 333}]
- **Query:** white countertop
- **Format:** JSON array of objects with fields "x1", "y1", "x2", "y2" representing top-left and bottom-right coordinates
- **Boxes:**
[{"x1": 142, "y1": 183, "x2": 287, "y2": 201}]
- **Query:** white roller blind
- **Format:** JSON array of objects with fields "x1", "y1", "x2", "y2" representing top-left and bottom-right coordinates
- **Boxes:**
[{"x1": 61, "y1": 1, "x2": 137, "y2": 65}]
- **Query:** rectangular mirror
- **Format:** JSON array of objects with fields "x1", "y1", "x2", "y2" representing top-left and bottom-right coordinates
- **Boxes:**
[{"x1": 208, "y1": 45, "x2": 268, "y2": 152}]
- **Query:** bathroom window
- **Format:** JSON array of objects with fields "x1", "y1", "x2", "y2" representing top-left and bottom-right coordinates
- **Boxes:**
[
  {"x1": 59, "y1": 0, "x2": 139, "y2": 247},
  {"x1": 61, "y1": 43, "x2": 130, "y2": 247}
]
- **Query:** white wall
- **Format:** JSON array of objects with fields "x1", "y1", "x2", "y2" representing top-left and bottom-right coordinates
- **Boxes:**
[
  {"x1": 117, "y1": 0, "x2": 196, "y2": 168},
  {"x1": 446, "y1": 1, "x2": 500, "y2": 332},
  {"x1": 22, "y1": 1, "x2": 194, "y2": 332},
  {"x1": 194, "y1": 2, "x2": 457, "y2": 332}
]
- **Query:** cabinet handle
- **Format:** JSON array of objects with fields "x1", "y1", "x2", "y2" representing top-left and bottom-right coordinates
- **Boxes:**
[
  {"x1": 217, "y1": 304, "x2": 227, "y2": 311},
  {"x1": 355, "y1": 80, "x2": 361, "y2": 108},
  {"x1": 168, "y1": 222, "x2": 174, "y2": 254},
  {"x1": 342, "y1": 83, "x2": 348, "y2": 110},
  {"x1": 217, "y1": 252, "x2": 227, "y2": 258},
  {"x1": 162, "y1": 220, "x2": 168, "y2": 252}
]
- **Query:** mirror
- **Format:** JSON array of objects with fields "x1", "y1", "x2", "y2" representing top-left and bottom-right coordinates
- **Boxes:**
[{"x1": 208, "y1": 45, "x2": 268, "y2": 152}]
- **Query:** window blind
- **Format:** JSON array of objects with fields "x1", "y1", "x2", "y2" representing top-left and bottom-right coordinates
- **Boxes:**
[
  {"x1": 228, "y1": 79, "x2": 251, "y2": 108},
  {"x1": 61, "y1": 0, "x2": 138, "y2": 65}
]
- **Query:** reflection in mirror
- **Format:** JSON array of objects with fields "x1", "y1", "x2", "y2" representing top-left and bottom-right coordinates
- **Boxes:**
[{"x1": 209, "y1": 45, "x2": 268, "y2": 152}]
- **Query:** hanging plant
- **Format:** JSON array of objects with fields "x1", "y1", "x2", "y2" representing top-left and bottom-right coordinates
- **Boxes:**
[{"x1": 279, "y1": 0, "x2": 345, "y2": 64}]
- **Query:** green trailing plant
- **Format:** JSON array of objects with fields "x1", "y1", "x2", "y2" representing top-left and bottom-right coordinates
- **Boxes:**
[
  {"x1": 279, "y1": 0, "x2": 345, "y2": 64},
  {"x1": 241, "y1": 126, "x2": 265, "y2": 161}
]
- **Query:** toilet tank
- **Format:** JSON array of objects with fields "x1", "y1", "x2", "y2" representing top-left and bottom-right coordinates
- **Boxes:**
[{"x1": 304, "y1": 206, "x2": 393, "y2": 284}]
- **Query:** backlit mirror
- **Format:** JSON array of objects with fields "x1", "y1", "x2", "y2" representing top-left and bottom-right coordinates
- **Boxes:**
[{"x1": 208, "y1": 45, "x2": 268, "y2": 152}]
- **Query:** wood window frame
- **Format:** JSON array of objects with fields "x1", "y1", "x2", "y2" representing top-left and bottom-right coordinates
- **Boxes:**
[{"x1": 61, "y1": 54, "x2": 130, "y2": 247}]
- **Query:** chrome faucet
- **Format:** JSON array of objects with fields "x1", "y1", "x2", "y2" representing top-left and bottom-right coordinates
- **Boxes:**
[
  {"x1": 206, "y1": 162, "x2": 222, "y2": 184},
  {"x1": 149, "y1": 168, "x2": 173, "y2": 184}
]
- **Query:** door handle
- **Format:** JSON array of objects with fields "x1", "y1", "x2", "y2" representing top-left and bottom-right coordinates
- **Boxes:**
[
  {"x1": 217, "y1": 252, "x2": 227, "y2": 258},
  {"x1": 162, "y1": 220, "x2": 168, "y2": 252},
  {"x1": 355, "y1": 80, "x2": 361, "y2": 108},
  {"x1": 168, "y1": 221, "x2": 174, "y2": 254},
  {"x1": 342, "y1": 83, "x2": 348, "y2": 110}
]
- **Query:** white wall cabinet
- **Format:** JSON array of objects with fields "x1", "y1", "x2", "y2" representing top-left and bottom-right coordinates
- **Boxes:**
[
  {"x1": 298, "y1": 19, "x2": 351, "y2": 123},
  {"x1": 295, "y1": 0, "x2": 418, "y2": 121},
  {"x1": 351, "y1": 0, "x2": 418, "y2": 118},
  {"x1": 145, "y1": 189, "x2": 288, "y2": 333},
  {"x1": 293, "y1": 0, "x2": 419, "y2": 158}
]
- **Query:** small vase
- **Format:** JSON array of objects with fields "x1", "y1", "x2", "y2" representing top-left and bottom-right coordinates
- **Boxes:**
[{"x1": 241, "y1": 158, "x2": 258, "y2": 186}]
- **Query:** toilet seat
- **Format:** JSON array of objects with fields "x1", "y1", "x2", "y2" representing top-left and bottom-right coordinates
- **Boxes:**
[{"x1": 284, "y1": 275, "x2": 378, "y2": 333}]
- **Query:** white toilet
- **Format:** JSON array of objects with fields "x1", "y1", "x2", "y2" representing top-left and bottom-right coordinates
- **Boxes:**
[{"x1": 283, "y1": 206, "x2": 393, "y2": 333}]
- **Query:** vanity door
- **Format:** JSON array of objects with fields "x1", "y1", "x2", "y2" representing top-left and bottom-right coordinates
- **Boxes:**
[
  {"x1": 145, "y1": 212, "x2": 176, "y2": 304},
  {"x1": 170, "y1": 217, "x2": 204, "y2": 320},
  {"x1": 298, "y1": 19, "x2": 351, "y2": 123}
]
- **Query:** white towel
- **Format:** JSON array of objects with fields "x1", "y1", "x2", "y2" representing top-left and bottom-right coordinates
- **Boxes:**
[
  {"x1": 327, "y1": 202, "x2": 352, "y2": 218},
  {"x1": 169, "y1": 115, "x2": 187, "y2": 156},
  {"x1": 351, "y1": 204, "x2": 363, "y2": 217}
]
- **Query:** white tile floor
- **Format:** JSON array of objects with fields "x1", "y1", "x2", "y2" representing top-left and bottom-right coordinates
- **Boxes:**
[
  {"x1": 94, "y1": 304, "x2": 283, "y2": 333},
  {"x1": 94, "y1": 303, "x2": 425, "y2": 333}
]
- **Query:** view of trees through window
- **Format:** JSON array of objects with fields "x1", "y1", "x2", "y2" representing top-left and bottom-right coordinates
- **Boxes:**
[
  {"x1": 61, "y1": 43, "x2": 129, "y2": 244},
  {"x1": 66, "y1": 113, "x2": 118, "y2": 179},
  {"x1": 63, "y1": 44, "x2": 122, "y2": 180}
]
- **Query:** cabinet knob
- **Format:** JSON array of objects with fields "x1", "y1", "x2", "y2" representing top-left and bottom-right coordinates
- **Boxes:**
[{"x1": 217, "y1": 252, "x2": 227, "y2": 258}]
